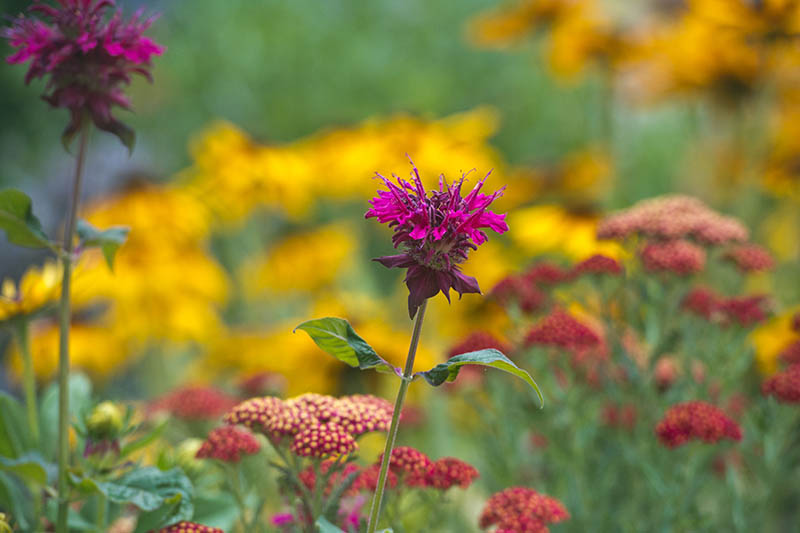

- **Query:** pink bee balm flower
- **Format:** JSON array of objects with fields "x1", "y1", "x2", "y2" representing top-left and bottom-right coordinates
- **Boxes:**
[
  {"x1": 366, "y1": 159, "x2": 508, "y2": 318},
  {"x1": 3, "y1": 0, "x2": 164, "y2": 150}
]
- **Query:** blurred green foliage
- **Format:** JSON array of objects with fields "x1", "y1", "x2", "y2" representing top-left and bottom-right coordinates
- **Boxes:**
[{"x1": 1, "y1": 0, "x2": 691, "y2": 206}]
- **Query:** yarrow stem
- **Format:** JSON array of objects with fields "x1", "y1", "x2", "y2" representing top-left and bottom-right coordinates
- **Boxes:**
[
  {"x1": 366, "y1": 299, "x2": 428, "y2": 533},
  {"x1": 56, "y1": 123, "x2": 90, "y2": 533},
  {"x1": 13, "y1": 320, "x2": 39, "y2": 446}
]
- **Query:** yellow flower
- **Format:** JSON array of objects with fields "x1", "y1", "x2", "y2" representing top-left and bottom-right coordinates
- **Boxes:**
[
  {"x1": 546, "y1": 2, "x2": 621, "y2": 80},
  {"x1": 80, "y1": 185, "x2": 229, "y2": 345},
  {"x1": 241, "y1": 223, "x2": 357, "y2": 295},
  {"x1": 508, "y1": 204, "x2": 622, "y2": 261},
  {"x1": 763, "y1": 97, "x2": 800, "y2": 202},
  {"x1": 0, "y1": 261, "x2": 62, "y2": 323},
  {"x1": 8, "y1": 320, "x2": 128, "y2": 381},
  {"x1": 199, "y1": 324, "x2": 342, "y2": 396},
  {"x1": 469, "y1": 0, "x2": 578, "y2": 47},
  {"x1": 751, "y1": 306, "x2": 800, "y2": 375},
  {"x1": 184, "y1": 108, "x2": 510, "y2": 225}
]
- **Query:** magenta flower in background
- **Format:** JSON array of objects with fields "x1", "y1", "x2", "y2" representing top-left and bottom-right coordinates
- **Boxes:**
[
  {"x1": 366, "y1": 159, "x2": 508, "y2": 318},
  {"x1": 3, "y1": 0, "x2": 164, "y2": 150}
]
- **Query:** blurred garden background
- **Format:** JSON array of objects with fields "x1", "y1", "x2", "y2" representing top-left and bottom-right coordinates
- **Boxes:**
[{"x1": 2, "y1": 0, "x2": 800, "y2": 531}]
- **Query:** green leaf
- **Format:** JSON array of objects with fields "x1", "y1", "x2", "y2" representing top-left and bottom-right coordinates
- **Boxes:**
[
  {"x1": 0, "y1": 472, "x2": 31, "y2": 530},
  {"x1": 0, "y1": 392, "x2": 33, "y2": 458},
  {"x1": 0, "y1": 453, "x2": 51, "y2": 485},
  {"x1": 0, "y1": 190, "x2": 51, "y2": 249},
  {"x1": 75, "y1": 467, "x2": 194, "y2": 533},
  {"x1": 44, "y1": 497, "x2": 96, "y2": 531},
  {"x1": 415, "y1": 349, "x2": 544, "y2": 407},
  {"x1": 76, "y1": 219, "x2": 129, "y2": 270},
  {"x1": 119, "y1": 419, "x2": 168, "y2": 459},
  {"x1": 316, "y1": 516, "x2": 347, "y2": 533},
  {"x1": 294, "y1": 317, "x2": 400, "y2": 376},
  {"x1": 39, "y1": 373, "x2": 92, "y2": 461}
]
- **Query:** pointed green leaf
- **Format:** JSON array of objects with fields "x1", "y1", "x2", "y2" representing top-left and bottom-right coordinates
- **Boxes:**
[
  {"x1": 76, "y1": 219, "x2": 129, "y2": 270},
  {"x1": 73, "y1": 467, "x2": 193, "y2": 532},
  {"x1": 294, "y1": 318, "x2": 401, "y2": 376},
  {"x1": 415, "y1": 349, "x2": 543, "y2": 407},
  {"x1": 316, "y1": 516, "x2": 347, "y2": 533},
  {"x1": 0, "y1": 453, "x2": 52, "y2": 485},
  {"x1": 0, "y1": 190, "x2": 51, "y2": 249},
  {"x1": 0, "y1": 392, "x2": 33, "y2": 458},
  {"x1": 39, "y1": 373, "x2": 92, "y2": 461}
]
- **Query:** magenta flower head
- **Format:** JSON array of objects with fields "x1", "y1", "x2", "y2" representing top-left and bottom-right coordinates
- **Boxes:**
[
  {"x1": 3, "y1": 0, "x2": 164, "y2": 151},
  {"x1": 366, "y1": 159, "x2": 509, "y2": 318}
]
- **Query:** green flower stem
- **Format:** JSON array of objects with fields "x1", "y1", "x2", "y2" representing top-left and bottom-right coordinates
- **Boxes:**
[
  {"x1": 13, "y1": 320, "x2": 39, "y2": 446},
  {"x1": 366, "y1": 299, "x2": 428, "y2": 533},
  {"x1": 94, "y1": 493, "x2": 106, "y2": 533},
  {"x1": 224, "y1": 463, "x2": 249, "y2": 533},
  {"x1": 56, "y1": 124, "x2": 90, "y2": 533}
]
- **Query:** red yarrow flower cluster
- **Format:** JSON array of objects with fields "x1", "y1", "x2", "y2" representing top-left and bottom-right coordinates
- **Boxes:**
[
  {"x1": 381, "y1": 445, "x2": 432, "y2": 486},
  {"x1": 524, "y1": 309, "x2": 601, "y2": 350},
  {"x1": 489, "y1": 274, "x2": 547, "y2": 314},
  {"x1": 780, "y1": 340, "x2": 800, "y2": 366},
  {"x1": 762, "y1": 364, "x2": 800, "y2": 404},
  {"x1": 597, "y1": 195, "x2": 748, "y2": 244},
  {"x1": 682, "y1": 287, "x2": 770, "y2": 327},
  {"x1": 424, "y1": 457, "x2": 479, "y2": 490},
  {"x1": 366, "y1": 160, "x2": 508, "y2": 318},
  {"x1": 155, "y1": 522, "x2": 222, "y2": 533},
  {"x1": 352, "y1": 463, "x2": 398, "y2": 492},
  {"x1": 655, "y1": 401, "x2": 742, "y2": 448},
  {"x1": 601, "y1": 403, "x2": 637, "y2": 431},
  {"x1": 196, "y1": 426, "x2": 260, "y2": 463},
  {"x1": 3, "y1": 0, "x2": 164, "y2": 149},
  {"x1": 149, "y1": 386, "x2": 239, "y2": 421},
  {"x1": 224, "y1": 393, "x2": 392, "y2": 458},
  {"x1": 524, "y1": 261, "x2": 571, "y2": 285},
  {"x1": 299, "y1": 461, "x2": 362, "y2": 496},
  {"x1": 572, "y1": 254, "x2": 622, "y2": 277},
  {"x1": 479, "y1": 487, "x2": 569, "y2": 533},
  {"x1": 724, "y1": 244, "x2": 775, "y2": 273},
  {"x1": 640, "y1": 240, "x2": 706, "y2": 275},
  {"x1": 290, "y1": 422, "x2": 357, "y2": 459}
]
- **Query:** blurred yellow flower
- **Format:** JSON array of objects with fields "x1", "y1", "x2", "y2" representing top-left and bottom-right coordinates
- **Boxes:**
[
  {"x1": 0, "y1": 261, "x2": 62, "y2": 323},
  {"x1": 8, "y1": 320, "x2": 128, "y2": 381},
  {"x1": 199, "y1": 324, "x2": 342, "y2": 396},
  {"x1": 183, "y1": 122, "x2": 315, "y2": 224},
  {"x1": 509, "y1": 204, "x2": 622, "y2": 260},
  {"x1": 751, "y1": 307, "x2": 800, "y2": 375},
  {"x1": 81, "y1": 184, "x2": 229, "y2": 345},
  {"x1": 469, "y1": 0, "x2": 578, "y2": 47},
  {"x1": 241, "y1": 223, "x2": 357, "y2": 295},
  {"x1": 184, "y1": 108, "x2": 511, "y2": 225}
]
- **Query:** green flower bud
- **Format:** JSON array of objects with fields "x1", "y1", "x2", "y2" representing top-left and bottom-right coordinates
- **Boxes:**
[
  {"x1": 0, "y1": 512, "x2": 12, "y2": 533},
  {"x1": 86, "y1": 401, "x2": 125, "y2": 441},
  {"x1": 175, "y1": 438, "x2": 205, "y2": 476}
]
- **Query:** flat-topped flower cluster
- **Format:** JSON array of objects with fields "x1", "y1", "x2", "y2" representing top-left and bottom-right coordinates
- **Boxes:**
[{"x1": 224, "y1": 392, "x2": 393, "y2": 458}]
